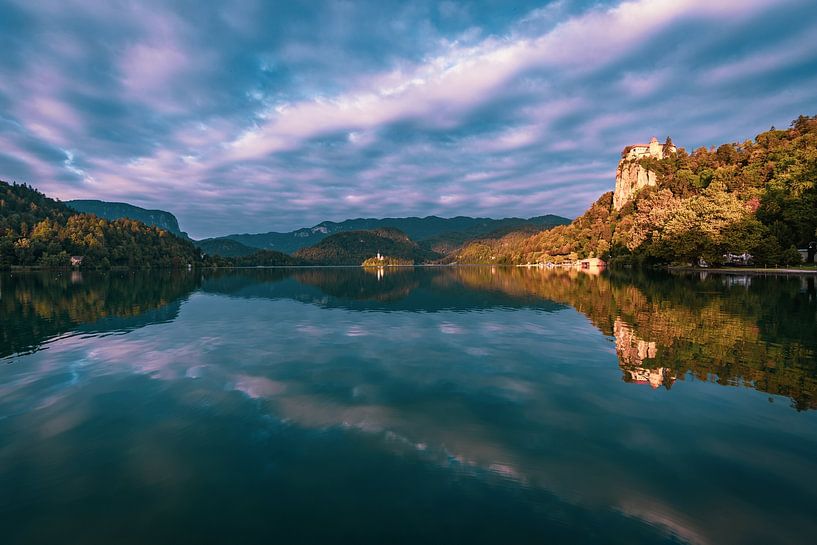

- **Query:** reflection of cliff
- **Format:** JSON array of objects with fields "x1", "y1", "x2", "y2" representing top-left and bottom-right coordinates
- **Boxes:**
[
  {"x1": 614, "y1": 318, "x2": 675, "y2": 389},
  {"x1": 0, "y1": 271, "x2": 198, "y2": 359}
]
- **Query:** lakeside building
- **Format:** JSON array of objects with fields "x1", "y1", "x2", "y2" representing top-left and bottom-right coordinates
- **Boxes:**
[
  {"x1": 576, "y1": 257, "x2": 606, "y2": 273},
  {"x1": 723, "y1": 252, "x2": 753, "y2": 266},
  {"x1": 799, "y1": 242, "x2": 817, "y2": 263},
  {"x1": 519, "y1": 257, "x2": 607, "y2": 274}
]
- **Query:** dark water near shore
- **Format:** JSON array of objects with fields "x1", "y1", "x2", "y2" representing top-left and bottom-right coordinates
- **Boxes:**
[{"x1": 1, "y1": 267, "x2": 816, "y2": 544}]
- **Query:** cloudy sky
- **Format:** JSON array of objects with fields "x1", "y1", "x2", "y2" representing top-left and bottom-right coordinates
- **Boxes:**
[{"x1": 0, "y1": 0, "x2": 815, "y2": 238}]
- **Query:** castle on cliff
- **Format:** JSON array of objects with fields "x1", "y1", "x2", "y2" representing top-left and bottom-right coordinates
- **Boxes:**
[
  {"x1": 622, "y1": 136, "x2": 676, "y2": 160},
  {"x1": 613, "y1": 136, "x2": 677, "y2": 210}
]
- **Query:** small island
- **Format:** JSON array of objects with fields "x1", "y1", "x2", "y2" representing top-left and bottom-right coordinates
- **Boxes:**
[{"x1": 362, "y1": 253, "x2": 414, "y2": 267}]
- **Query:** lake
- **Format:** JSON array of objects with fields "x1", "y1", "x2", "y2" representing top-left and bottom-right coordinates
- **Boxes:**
[{"x1": 1, "y1": 267, "x2": 816, "y2": 544}]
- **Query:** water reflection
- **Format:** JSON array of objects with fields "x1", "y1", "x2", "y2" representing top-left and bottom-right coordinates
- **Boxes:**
[
  {"x1": 4, "y1": 267, "x2": 816, "y2": 409},
  {"x1": 614, "y1": 318, "x2": 675, "y2": 389},
  {"x1": 0, "y1": 271, "x2": 199, "y2": 359},
  {"x1": 2, "y1": 267, "x2": 817, "y2": 544},
  {"x1": 195, "y1": 264, "x2": 811, "y2": 411},
  {"x1": 450, "y1": 267, "x2": 817, "y2": 409}
]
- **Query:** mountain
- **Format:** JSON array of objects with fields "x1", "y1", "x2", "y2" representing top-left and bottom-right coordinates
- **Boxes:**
[
  {"x1": 66, "y1": 199, "x2": 188, "y2": 238},
  {"x1": 293, "y1": 228, "x2": 438, "y2": 265},
  {"x1": 200, "y1": 215, "x2": 570, "y2": 254},
  {"x1": 455, "y1": 115, "x2": 817, "y2": 267},
  {"x1": 1, "y1": 181, "x2": 201, "y2": 269},
  {"x1": 197, "y1": 238, "x2": 258, "y2": 257}
]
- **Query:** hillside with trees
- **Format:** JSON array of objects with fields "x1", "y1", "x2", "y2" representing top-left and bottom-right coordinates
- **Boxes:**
[
  {"x1": 294, "y1": 228, "x2": 437, "y2": 265},
  {"x1": 362, "y1": 256, "x2": 414, "y2": 267},
  {"x1": 197, "y1": 238, "x2": 259, "y2": 257},
  {"x1": 206, "y1": 249, "x2": 304, "y2": 267},
  {"x1": 1, "y1": 181, "x2": 202, "y2": 269},
  {"x1": 455, "y1": 115, "x2": 817, "y2": 266},
  {"x1": 67, "y1": 199, "x2": 188, "y2": 238}
]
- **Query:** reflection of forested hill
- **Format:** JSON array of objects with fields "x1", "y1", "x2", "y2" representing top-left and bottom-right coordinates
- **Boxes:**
[
  {"x1": 199, "y1": 268, "x2": 566, "y2": 313},
  {"x1": 456, "y1": 267, "x2": 817, "y2": 410},
  {"x1": 0, "y1": 271, "x2": 198, "y2": 359}
]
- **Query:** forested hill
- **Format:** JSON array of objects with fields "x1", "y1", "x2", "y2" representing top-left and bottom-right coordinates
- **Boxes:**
[
  {"x1": 197, "y1": 238, "x2": 258, "y2": 257},
  {"x1": 67, "y1": 199, "x2": 188, "y2": 238},
  {"x1": 200, "y1": 214, "x2": 570, "y2": 254},
  {"x1": 293, "y1": 228, "x2": 437, "y2": 265},
  {"x1": 1, "y1": 181, "x2": 201, "y2": 269},
  {"x1": 455, "y1": 115, "x2": 817, "y2": 266}
]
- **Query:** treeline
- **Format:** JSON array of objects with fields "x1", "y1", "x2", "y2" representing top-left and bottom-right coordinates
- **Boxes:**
[
  {"x1": 1, "y1": 181, "x2": 202, "y2": 269},
  {"x1": 456, "y1": 115, "x2": 817, "y2": 266},
  {"x1": 362, "y1": 256, "x2": 414, "y2": 266},
  {"x1": 206, "y1": 249, "x2": 303, "y2": 267}
]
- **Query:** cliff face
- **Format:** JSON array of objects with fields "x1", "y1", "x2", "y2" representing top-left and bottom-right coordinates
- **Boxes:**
[
  {"x1": 612, "y1": 136, "x2": 675, "y2": 211},
  {"x1": 613, "y1": 161, "x2": 658, "y2": 210}
]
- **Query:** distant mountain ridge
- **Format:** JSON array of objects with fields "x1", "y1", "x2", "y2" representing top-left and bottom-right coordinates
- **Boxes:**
[
  {"x1": 199, "y1": 215, "x2": 570, "y2": 254},
  {"x1": 66, "y1": 200, "x2": 188, "y2": 238}
]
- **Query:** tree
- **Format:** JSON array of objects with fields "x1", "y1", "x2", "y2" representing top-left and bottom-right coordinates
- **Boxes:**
[{"x1": 780, "y1": 246, "x2": 802, "y2": 266}]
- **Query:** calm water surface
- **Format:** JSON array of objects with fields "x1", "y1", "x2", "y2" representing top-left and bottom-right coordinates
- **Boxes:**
[{"x1": 1, "y1": 267, "x2": 816, "y2": 544}]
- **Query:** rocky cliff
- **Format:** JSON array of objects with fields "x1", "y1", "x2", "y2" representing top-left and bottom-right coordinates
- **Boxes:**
[
  {"x1": 612, "y1": 136, "x2": 675, "y2": 210},
  {"x1": 613, "y1": 161, "x2": 658, "y2": 210}
]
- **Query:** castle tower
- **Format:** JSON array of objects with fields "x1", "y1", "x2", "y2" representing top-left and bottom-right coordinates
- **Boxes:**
[{"x1": 648, "y1": 136, "x2": 662, "y2": 158}]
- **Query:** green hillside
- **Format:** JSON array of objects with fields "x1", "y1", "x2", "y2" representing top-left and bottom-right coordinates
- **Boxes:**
[
  {"x1": 294, "y1": 228, "x2": 437, "y2": 265},
  {"x1": 1, "y1": 181, "x2": 201, "y2": 269},
  {"x1": 198, "y1": 238, "x2": 258, "y2": 257},
  {"x1": 67, "y1": 199, "x2": 187, "y2": 238},
  {"x1": 207, "y1": 249, "x2": 304, "y2": 267}
]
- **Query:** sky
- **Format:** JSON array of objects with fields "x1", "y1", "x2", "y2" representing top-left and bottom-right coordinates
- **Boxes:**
[{"x1": 0, "y1": 0, "x2": 815, "y2": 238}]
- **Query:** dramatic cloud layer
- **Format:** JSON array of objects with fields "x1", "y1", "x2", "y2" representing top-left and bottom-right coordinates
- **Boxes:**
[{"x1": 0, "y1": 0, "x2": 815, "y2": 237}]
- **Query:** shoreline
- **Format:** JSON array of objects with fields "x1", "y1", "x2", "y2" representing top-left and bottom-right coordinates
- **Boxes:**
[
  {"x1": 670, "y1": 266, "x2": 817, "y2": 275},
  {"x1": 5, "y1": 263, "x2": 817, "y2": 275}
]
